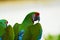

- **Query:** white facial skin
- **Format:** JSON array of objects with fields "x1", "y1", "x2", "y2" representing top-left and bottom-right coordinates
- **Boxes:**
[
  {"x1": 32, "y1": 14, "x2": 35, "y2": 21},
  {"x1": 32, "y1": 14, "x2": 40, "y2": 23}
]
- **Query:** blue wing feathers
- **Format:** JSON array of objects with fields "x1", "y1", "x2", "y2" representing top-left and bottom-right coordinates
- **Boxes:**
[
  {"x1": 18, "y1": 30, "x2": 24, "y2": 40},
  {"x1": 0, "y1": 37, "x2": 2, "y2": 40}
]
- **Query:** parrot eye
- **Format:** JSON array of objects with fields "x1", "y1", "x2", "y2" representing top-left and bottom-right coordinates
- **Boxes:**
[
  {"x1": 7, "y1": 21, "x2": 8, "y2": 24},
  {"x1": 6, "y1": 21, "x2": 8, "y2": 24}
]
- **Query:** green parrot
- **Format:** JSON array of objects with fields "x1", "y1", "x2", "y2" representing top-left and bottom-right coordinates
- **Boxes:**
[
  {"x1": 2, "y1": 25, "x2": 15, "y2": 40},
  {"x1": 13, "y1": 12, "x2": 42, "y2": 40},
  {"x1": 0, "y1": 19, "x2": 8, "y2": 40}
]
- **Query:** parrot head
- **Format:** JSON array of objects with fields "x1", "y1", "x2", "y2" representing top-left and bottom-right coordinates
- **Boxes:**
[
  {"x1": 22, "y1": 12, "x2": 40, "y2": 24},
  {"x1": 0, "y1": 19, "x2": 8, "y2": 26},
  {"x1": 1, "y1": 19, "x2": 8, "y2": 24},
  {"x1": 32, "y1": 12, "x2": 40, "y2": 22}
]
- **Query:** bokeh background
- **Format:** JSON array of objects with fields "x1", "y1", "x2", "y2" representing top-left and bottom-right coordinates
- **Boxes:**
[{"x1": 0, "y1": 0, "x2": 60, "y2": 40}]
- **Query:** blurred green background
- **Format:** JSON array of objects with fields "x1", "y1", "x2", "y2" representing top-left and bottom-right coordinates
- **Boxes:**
[{"x1": 44, "y1": 34, "x2": 60, "y2": 40}]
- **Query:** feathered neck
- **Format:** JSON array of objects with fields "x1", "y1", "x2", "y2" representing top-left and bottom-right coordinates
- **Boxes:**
[{"x1": 22, "y1": 13, "x2": 34, "y2": 27}]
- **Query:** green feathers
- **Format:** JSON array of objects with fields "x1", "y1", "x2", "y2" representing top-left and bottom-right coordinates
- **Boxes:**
[
  {"x1": 2, "y1": 25, "x2": 14, "y2": 40},
  {"x1": 0, "y1": 23, "x2": 5, "y2": 37},
  {"x1": 13, "y1": 12, "x2": 42, "y2": 40},
  {"x1": 0, "y1": 12, "x2": 42, "y2": 40},
  {"x1": 0, "y1": 19, "x2": 8, "y2": 37},
  {"x1": 13, "y1": 23, "x2": 20, "y2": 40},
  {"x1": 29, "y1": 23, "x2": 42, "y2": 40}
]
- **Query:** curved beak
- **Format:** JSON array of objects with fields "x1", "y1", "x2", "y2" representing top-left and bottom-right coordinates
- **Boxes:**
[{"x1": 37, "y1": 16, "x2": 40, "y2": 23}]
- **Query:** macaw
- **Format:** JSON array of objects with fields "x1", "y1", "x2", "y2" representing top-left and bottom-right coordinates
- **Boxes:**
[
  {"x1": 13, "y1": 12, "x2": 42, "y2": 40},
  {"x1": 0, "y1": 19, "x2": 8, "y2": 40},
  {"x1": 2, "y1": 25, "x2": 15, "y2": 40}
]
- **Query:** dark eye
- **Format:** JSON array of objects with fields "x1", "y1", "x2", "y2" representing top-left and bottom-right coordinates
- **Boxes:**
[{"x1": 6, "y1": 21, "x2": 8, "y2": 24}]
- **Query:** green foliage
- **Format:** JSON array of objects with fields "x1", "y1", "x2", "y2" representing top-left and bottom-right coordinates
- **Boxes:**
[
  {"x1": 2, "y1": 25, "x2": 15, "y2": 40},
  {"x1": 57, "y1": 34, "x2": 60, "y2": 40},
  {"x1": 44, "y1": 34, "x2": 60, "y2": 40}
]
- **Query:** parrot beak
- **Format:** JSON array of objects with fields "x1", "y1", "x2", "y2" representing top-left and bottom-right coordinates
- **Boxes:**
[{"x1": 37, "y1": 16, "x2": 40, "y2": 23}]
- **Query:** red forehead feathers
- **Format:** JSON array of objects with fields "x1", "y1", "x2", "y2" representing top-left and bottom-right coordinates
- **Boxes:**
[{"x1": 35, "y1": 12, "x2": 40, "y2": 16}]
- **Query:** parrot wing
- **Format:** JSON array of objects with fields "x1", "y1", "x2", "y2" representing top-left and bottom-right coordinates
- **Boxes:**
[
  {"x1": 2, "y1": 25, "x2": 14, "y2": 40},
  {"x1": 22, "y1": 27, "x2": 32, "y2": 40},
  {"x1": 0, "y1": 22, "x2": 6, "y2": 37},
  {"x1": 29, "y1": 23, "x2": 42, "y2": 40},
  {"x1": 13, "y1": 23, "x2": 21, "y2": 40},
  {"x1": 13, "y1": 23, "x2": 32, "y2": 40},
  {"x1": 0, "y1": 22, "x2": 6, "y2": 40},
  {"x1": 18, "y1": 30, "x2": 24, "y2": 40}
]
